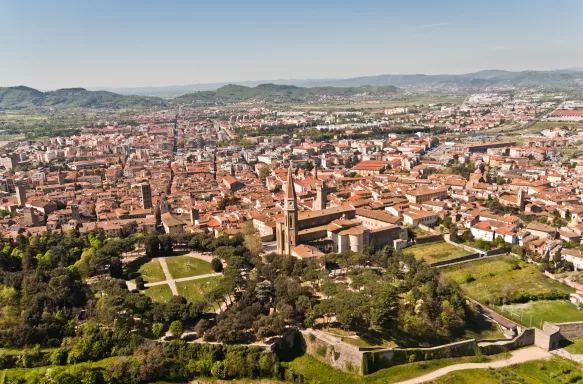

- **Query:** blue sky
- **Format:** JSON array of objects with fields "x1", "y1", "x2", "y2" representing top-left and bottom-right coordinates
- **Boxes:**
[{"x1": 0, "y1": 0, "x2": 581, "y2": 89}]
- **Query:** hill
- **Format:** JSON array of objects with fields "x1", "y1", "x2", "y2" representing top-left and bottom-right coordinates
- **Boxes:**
[
  {"x1": 173, "y1": 83, "x2": 398, "y2": 106},
  {"x1": 0, "y1": 87, "x2": 166, "y2": 109},
  {"x1": 102, "y1": 69, "x2": 583, "y2": 97}
]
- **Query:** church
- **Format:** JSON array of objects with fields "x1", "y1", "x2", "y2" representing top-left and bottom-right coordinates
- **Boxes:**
[{"x1": 275, "y1": 165, "x2": 408, "y2": 260}]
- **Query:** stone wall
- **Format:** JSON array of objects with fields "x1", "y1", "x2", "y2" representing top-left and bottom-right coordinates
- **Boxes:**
[
  {"x1": 300, "y1": 327, "x2": 535, "y2": 376},
  {"x1": 535, "y1": 323, "x2": 560, "y2": 351},
  {"x1": 362, "y1": 339, "x2": 478, "y2": 375},
  {"x1": 430, "y1": 253, "x2": 481, "y2": 267},
  {"x1": 302, "y1": 331, "x2": 365, "y2": 375},
  {"x1": 554, "y1": 321, "x2": 583, "y2": 339},
  {"x1": 479, "y1": 328, "x2": 535, "y2": 355}
]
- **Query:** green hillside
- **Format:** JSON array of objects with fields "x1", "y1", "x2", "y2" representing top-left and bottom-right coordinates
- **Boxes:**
[
  {"x1": 0, "y1": 86, "x2": 166, "y2": 109},
  {"x1": 174, "y1": 83, "x2": 399, "y2": 106}
]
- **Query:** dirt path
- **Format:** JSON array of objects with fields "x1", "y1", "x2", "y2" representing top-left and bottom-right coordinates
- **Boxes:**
[{"x1": 395, "y1": 347, "x2": 551, "y2": 384}]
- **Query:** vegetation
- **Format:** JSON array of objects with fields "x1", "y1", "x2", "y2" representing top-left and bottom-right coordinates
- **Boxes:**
[
  {"x1": 443, "y1": 256, "x2": 573, "y2": 305},
  {"x1": 428, "y1": 356, "x2": 583, "y2": 383},
  {"x1": 498, "y1": 300, "x2": 583, "y2": 328},
  {"x1": 176, "y1": 276, "x2": 223, "y2": 303},
  {"x1": 405, "y1": 241, "x2": 470, "y2": 264},
  {"x1": 142, "y1": 284, "x2": 174, "y2": 303},
  {"x1": 285, "y1": 353, "x2": 503, "y2": 384},
  {"x1": 0, "y1": 86, "x2": 165, "y2": 109},
  {"x1": 174, "y1": 83, "x2": 398, "y2": 106},
  {"x1": 165, "y1": 256, "x2": 214, "y2": 279}
]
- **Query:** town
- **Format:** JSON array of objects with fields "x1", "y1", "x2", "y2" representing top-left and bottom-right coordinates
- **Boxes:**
[{"x1": 0, "y1": 84, "x2": 583, "y2": 383}]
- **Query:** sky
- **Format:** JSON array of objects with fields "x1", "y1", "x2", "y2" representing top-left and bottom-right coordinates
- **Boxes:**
[{"x1": 0, "y1": 0, "x2": 582, "y2": 89}]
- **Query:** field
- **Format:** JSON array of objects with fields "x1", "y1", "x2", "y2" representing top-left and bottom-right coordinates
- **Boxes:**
[
  {"x1": 126, "y1": 258, "x2": 166, "y2": 283},
  {"x1": 497, "y1": 300, "x2": 583, "y2": 329},
  {"x1": 142, "y1": 284, "x2": 173, "y2": 303},
  {"x1": 286, "y1": 354, "x2": 581, "y2": 384},
  {"x1": 442, "y1": 256, "x2": 573, "y2": 304},
  {"x1": 165, "y1": 256, "x2": 213, "y2": 279},
  {"x1": 428, "y1": 357, "x2": 583, "y2": 384},
  {"x1": 176, "y1": 276, "x2": 222, "y2": 302},
  {"x1": 405, "y1": 241, "x2": 470, "y2": 264},
  {"x1": 561, "y1": 338, "x2": 583, "y2": 354},
  {"x1": 286, "y1": 353, "x2": 503, "y2": 384},
  {"x1": 1, "y1": 357, "x2": 122, "y2": 382}
]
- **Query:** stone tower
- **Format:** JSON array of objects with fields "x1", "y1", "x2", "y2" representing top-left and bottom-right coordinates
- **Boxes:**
[
  {"x1": 140, "y1": 183, "x2": 153, "y2": 209},
  {"x1": 313, "y1": 180, "x2": 327, "y2": 211},
  {"x1": 15, "y1": 185, "x2": 26, "y2": 207},
  {"x1": 282, "y1": 165, "x2": 298, "y2": 256},
  {"x1": 518, "y1": 188, "x2": 526, "y2": 209}
]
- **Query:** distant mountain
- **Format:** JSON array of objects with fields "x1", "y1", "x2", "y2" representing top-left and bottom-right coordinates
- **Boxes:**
[
  {"x1": 0, "y1": 87, "x2": 166, "y2": 109},
  {"x1": 100, "y1": 69, "x2": 583, "y2": 97},
  {"x1": 172, "y1": 83, "x2": 398, "y2": 106}
]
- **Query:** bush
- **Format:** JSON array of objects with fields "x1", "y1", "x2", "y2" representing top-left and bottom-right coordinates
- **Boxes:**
[{"x1": 211, "y1": 258, "x2": 223, "y2": 273}]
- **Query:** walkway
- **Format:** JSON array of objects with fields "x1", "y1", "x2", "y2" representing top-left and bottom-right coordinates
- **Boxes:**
[
  {"x1": 394, "y1": 347, "x2": 551, "y2": 384},
  {"x1": 551, "y1": 348, "x2": 583, "y2": 364}
]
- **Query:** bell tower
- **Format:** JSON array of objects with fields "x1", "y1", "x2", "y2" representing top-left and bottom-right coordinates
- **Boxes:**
[{"x1": 283, "y1": 164, "x2": 299, "y2": 256}]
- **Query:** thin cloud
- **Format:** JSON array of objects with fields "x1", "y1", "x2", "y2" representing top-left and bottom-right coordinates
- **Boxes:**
[{"x1": 415, "y1": 22, "x2": 450, "y2": 29}]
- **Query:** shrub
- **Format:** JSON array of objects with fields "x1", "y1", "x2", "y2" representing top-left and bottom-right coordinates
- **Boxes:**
[
  {"x1": 211, "y1": 258, "x2": 223, "y2": 273},
  {"x1": 316, "y1": 345, "x2": 327, "y2": 357}
]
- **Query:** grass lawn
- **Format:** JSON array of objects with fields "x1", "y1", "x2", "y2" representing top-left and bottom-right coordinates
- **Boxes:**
[
  {"x1": 165, "y1": 256, "x2": 213, "y2": 279},
  {"x1": 405, "y1": 241, "x2": 469, "y2": 264},
  {"x1": 497, "y1": 300, "x2": 583, "y2": 329},
  {"x1": 429, "y1": 356, "x2": 583, "y2": 383},
  {"x1": 286, "y1": 353, "x2": 502, "y2": 384},
  {"x1": 142, "y1": 284, "x2": 174, "y2": 303},
  {"x1": 125, "y1": 257, "x2": 166, "y2": 283},
  {"x1": 442, "y1": 256, "x2": 573, "y2": 305},
  {"x1": 176, "y1": 276, "x2": 222, "y2": 303},
  {"x1": 560, "y1": 338, "x2": 583, "y2": 354},
  {"x1": 2, "y1": 357, "x2": 122, "y2": 381}
]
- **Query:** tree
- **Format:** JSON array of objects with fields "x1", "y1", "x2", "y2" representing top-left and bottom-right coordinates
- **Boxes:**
[
  {"x1": 211, "y1": 258, "x2": 223, "y2": 272},
  {"x1": 144, "y1": 233, "x2": 160, "y2": 257},
  {"x1": 169, "y1": 320, "x2": 183, "y2": 337},
  {"x1": 242, "y1": 221, "x2": 262, "y2": 257},
  {"x1": 152, "y1": 323, "x2": 164, "y2": 338},
  {"x1": 258, "y1": 166, "x2": 270, "y2": 180}
]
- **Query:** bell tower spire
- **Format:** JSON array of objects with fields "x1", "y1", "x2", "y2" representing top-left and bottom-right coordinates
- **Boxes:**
[{"x1": 283, "y1": 163, "x2": 298, "y2": 256}]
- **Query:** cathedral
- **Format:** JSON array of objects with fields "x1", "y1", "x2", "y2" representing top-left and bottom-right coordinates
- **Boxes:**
[{"x1": 275, "y1": 164, "x2": 408, "y2": 259}]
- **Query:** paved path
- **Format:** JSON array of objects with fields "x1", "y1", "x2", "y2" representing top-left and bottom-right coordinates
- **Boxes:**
[
  {"x1": 394, "y1": 347, "x2": 551, "y2": 384},
  {"x1": 157, "y1": 258, "x2": 178, "y2": 295},
  {"x1": 552, "y1": 348, "x2": 583, "y2": 364}
]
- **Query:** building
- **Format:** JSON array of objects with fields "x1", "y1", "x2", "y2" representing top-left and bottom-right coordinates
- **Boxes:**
[
  {"x1": 277, "y1": 166, "x2": 299, "y2": 256},
  {"x1": 140, "y1": 183, "x2": 153, "y2": 210},
  {"x1": 15, "y1": 185, "x2": 26, "y2": 206},
  {"x1": 405, "y1": 187, "x2": 448, "y2": 204},
  {"x1": 313, "y1": 181, "x2": 327, "y2": 211}
]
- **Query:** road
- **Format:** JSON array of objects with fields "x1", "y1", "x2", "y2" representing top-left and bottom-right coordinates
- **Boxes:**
[{"x1": 395, "y1": 347, "x2": 551, "y2": 384}]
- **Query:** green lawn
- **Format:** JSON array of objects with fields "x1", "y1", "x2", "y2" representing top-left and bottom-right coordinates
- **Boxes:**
[
  {"x1": 497, "y1": 300, "x2": 583, "y2": 329},
  {"x1": 125, "y1": 257, "x2": 166, "y2": 283},
  {"x1": 561, "y1": 338, "x2": 583, "y2": 354},
  {"x1": 286, "y1": 353, "x2": 502, "y2": 384},
  {"x1": 2, "y1": 357, "x2": 122, "y2": 381},
  {"x1": 176, "y1": 276, "x2": 222, "y2": 303},
  {"x1": 142, "y1": 284, "x2": 174, "y2": 303},
  {"x1": 165, "y1": 256, "x2": 213, "y2": 279},
  {"x1": 428, "y1": 356, "x2": 583, "y2": 383},
  {"x1": 442, "y1": 256, "x2": 573, "y2": 305},
  {"x1": 405, "y1": 241, "x2": 469, "y2": 264}
]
